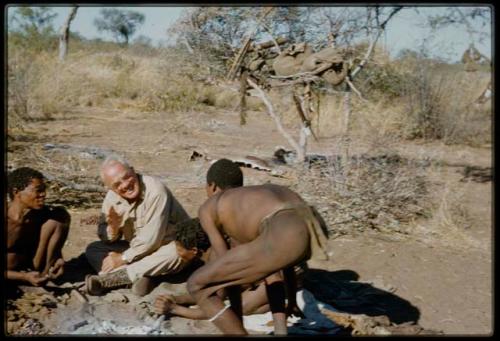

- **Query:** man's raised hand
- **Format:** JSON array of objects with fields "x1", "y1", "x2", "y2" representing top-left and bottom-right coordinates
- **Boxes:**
[{"x1": 106, "y1": 206, "x2": 123, "y2": 239}]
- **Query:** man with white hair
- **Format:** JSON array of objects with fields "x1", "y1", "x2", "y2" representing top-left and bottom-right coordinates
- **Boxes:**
[{"x1": 84, "y1": 155, "x2": 192, "y2": 296}]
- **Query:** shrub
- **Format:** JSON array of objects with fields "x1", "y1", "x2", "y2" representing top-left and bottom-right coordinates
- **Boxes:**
[
  {"x1": 398, "y1": 60, "x2": 491, "y2": 145},
  {"x1": 293, "y1": 151, "x2": 431, "y2": 237}
]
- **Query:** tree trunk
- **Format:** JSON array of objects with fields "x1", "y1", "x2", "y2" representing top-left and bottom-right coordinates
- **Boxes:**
[
  {"x1": 58, "y1": 6, "x2": 78, "y2": 62},
  {"x1": 343, "y1": 86, "x2": 351, "y2": 135}
]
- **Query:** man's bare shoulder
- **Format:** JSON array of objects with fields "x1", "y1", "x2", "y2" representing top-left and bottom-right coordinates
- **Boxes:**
[
  {"x1": 200, "y1": 192, "x2": 219, "y2": 212},
  {"x1": 219, "y1": 184, "x2": 293, "y2": 200}
]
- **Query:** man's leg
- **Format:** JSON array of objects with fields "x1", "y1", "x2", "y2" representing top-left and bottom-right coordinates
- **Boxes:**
[
  {"x1": 241, "y1": 283, "x2": 270, "y2": 315},
  {"x1": 125, "y1": 241, "x2": 187, "y2": 296},
  {"x1": 33, "y1": 214, "x2": 70, "y2": 276},
  {"x1": 85, "y1": 240, "x2": 129, "y2": 273},
  {"x1": 199, "y1": 294, "x2": 247, "y2": 335},
  {"x1": 187, "y1": 259, "x2": 250, "y2": 335},
  {"x1": 264, "y1": 272, "x2": 288, "y2": 335},
  {"x1": 283, "y1": 265, "x2": 305, "y2": 318},
  {"x1": 187, "y1": 221, "x2": 308, "y2": 335},
  {"x1": 226, "y1": 285, "x2": 243, "y2": 321}
]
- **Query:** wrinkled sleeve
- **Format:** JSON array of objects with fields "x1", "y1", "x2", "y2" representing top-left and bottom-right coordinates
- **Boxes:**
[{"x1": 122, "y1": 189, "x2": 170, "y2": 263}]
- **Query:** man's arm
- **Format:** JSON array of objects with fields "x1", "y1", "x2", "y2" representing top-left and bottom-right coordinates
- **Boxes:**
[
  {"x1": 198, "y1": 197, "x2": 228, "y2": 259},
  {"x1": 7, "y1": 253, "x2": 48, "y2": 286},
  {"x1": 154, "y1": 294, "x2": 207, "y2": 319}
]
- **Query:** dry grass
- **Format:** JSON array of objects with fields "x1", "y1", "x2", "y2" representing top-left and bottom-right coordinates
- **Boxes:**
[
  {"x1": 7, "y1": 47, "x2": 250, "y2": 126},
  {"x1": 7, "y1": 42, "x2": 491, "y2": 149},
  {"x1": 264, "y1": 87, "x2": 348, "y2": 137},
  {"x1": 396, "y1": 62, "x2": 491, "y2": 146},
  {"x1": 409, "y1": 179, "x2": 480, "y2": 250},
  {"x1": 312, "y1": 93, "x2": 346, "y2": 138}
]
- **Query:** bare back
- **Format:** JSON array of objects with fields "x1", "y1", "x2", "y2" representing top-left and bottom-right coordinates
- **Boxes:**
[{"x1": 210, "y1": 184, "x2": 305, "y2": 243}]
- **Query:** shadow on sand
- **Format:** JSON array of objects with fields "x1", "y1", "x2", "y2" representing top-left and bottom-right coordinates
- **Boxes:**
[{"x1": 303, "y1": 267, "x2": 420, "y2": 325}]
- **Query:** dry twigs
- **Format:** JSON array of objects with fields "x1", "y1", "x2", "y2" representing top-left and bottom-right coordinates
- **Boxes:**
[{"x1": 293, "y1": 153, "x2": 430, "y2": 237}]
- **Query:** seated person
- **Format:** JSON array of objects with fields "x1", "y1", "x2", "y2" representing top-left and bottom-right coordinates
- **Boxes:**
[
  {"x1": 186, "y1": 159, "x2": 329, "y2": 335},
  {"x1": 7, "y1": 167, "x2": 70, "y2": 286},
  {"x1": 84, "y1": 155, "x2": 193, "y2": 296}
]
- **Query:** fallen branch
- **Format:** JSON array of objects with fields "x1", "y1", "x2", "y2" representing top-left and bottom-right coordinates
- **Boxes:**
[
  {"x1": 292, "y1": 93, "x2": 319, "y2": 142},
  {"x1": 44, "y1": 173, "x2": 105, "y2": 193},
  {"x1": 270, "y1": 76, "x2": 321, "y2": 87},
  {"x1": 247, "y1": 36, "x2": 287, "y2": 52},
  {"x1": 43, "y1": 143, "x2": 115, "y2": 160}
]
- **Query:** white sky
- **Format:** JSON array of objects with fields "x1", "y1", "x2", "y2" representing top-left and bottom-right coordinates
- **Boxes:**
[{"x1": 6, "y1": 5, "x2": 492, "y2": 62}]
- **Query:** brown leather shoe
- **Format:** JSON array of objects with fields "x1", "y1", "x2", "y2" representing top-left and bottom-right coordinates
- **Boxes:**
[{"x1": 85, "y1": 269, "x2": 132, "y2": 296}]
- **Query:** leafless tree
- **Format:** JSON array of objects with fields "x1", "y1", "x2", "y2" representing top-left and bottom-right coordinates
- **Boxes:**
[{"x1": 58, "y1": 6, "x2": 78, "y2": 62}]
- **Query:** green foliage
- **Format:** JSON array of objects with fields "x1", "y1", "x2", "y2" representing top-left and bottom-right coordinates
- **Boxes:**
[
  {"x1": 10, "y1": 6, "x2": 57, "y2": 35},
  {"x1": 8, "y1": 6, "x2": 58, "y2": 52},
  {"x1": 94, "y1": 8, "x2": 145, "y2": 45},
  {"x1": 356, "y1": 62, "x2": 407, "y2": 99}
]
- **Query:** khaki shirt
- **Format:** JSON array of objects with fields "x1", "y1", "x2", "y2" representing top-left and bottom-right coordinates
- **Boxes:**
[{"x1": 97, "y1": 174, "x2": 190, "y2": 263}]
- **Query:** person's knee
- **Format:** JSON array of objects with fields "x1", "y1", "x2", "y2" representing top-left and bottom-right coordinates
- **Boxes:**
[
  {"x1": 85, "y1": 241, "x2": 104, "y2": 256},
  {"x1": 48, "y1": 206, "x2": 71, "y2": 226},
  {"x1": 53, "y1": 220, "x2": 70, "y2": 237},
  {"x1": 41, "y1": 218, "x2": 69, "y2": 239}
]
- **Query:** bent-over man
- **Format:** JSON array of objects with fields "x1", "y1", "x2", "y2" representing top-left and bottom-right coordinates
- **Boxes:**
[{"x1": 186, "y1": 159, "x2": 329, "y2": 335}]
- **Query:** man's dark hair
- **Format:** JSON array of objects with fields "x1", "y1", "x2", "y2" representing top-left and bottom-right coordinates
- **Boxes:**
[
  {"x1": 7, "y1": 167, "x2": 45, "y2": 200},
  {"x1": 175, "y1": 218, "x2": 211, "y2": 252},
  {"x1": 206, "y1": 158, "x2": 243, "y2": 189}
]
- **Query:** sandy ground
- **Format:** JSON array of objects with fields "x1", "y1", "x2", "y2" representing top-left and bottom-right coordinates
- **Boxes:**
[{"x1": 5, "y1": 105, "x2": 492, "y2": 336}]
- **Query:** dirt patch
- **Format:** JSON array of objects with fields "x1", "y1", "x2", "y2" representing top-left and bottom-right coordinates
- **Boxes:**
[{"x1": 5, "y1": 107, "x2": 492, "y2": 335}]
